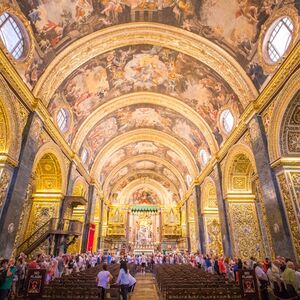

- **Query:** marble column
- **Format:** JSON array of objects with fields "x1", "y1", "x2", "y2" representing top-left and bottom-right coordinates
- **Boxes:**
[
  {"x1": 213, "y1": 164, "x2": 232, "y2": 257},
  {"x1": 81, "y1": 184, "x2": 96, "y2": 252},
  {"x1": 0, "y1": 113, "x2": 43, "y2": 258},
  {"x1": 249, "y1": 115, "x2": 295, "y2": 260},
  {"x1": 193, "y1": 184, "x2": 205, "y2": 254}
]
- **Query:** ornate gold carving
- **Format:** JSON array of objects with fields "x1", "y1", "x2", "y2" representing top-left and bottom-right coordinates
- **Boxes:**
[
  {"x1": 0, "y1": 168, "x2": 11, "y2": 208},
  {"x1": 205, "y1": 216, "x2": 223, "y2": 255},
  {"x1": 254, "y1": 178, "x2": 274, "y2": 259},
  {"x1": 228, "y1": 202, "x2": 264, "y2": 260},
  {"x1": 232, "y1": 176, "x2": 247, "y2": 190},
  {"x1": 278, "y1": 173, "x2": 300, "y2": 259},
  {"x1": 262, "y1": 101, "x2": 275, "y2": 136},
  {"x1": 12, "y1": 179, "x2": 34, "y2": 256}
]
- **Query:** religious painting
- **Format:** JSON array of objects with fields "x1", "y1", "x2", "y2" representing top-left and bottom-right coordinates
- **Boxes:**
[
  {"x1": 100, "y1": 140, "x2": 189, "y2": 179},
  {"x1": 14, "y1": 0, "x2": 297, "y2": 90},
  {"x1": 108, "y1": 160, "x2": 181, "y2": 192},
  {"x1": 48, "y1": 45, "x2": 242, "y2": 145},
  {"x1": 110, "y1": 172, "x2": 180, "y2": 205},
  {"x1": 131, "y1": 188, "x2": 159, "y2": 205}
]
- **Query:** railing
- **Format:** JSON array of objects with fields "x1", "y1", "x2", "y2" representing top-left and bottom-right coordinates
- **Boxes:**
[{"x1": 16, "y1": 218, "x2": 83, "y2": 255}]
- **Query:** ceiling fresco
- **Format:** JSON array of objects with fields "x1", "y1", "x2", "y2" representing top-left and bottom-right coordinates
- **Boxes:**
[
  {"x1": 15, "y1": 0, "x2": 299, "y2": 90},
  {"x1": 80, "y1": 104, "x2": 210, "y2": 170},
  {"x1": 106, "y1": 159, "x2": 183, "y2": 194},
  {"x1": 111, "y1": 171, "x2": 180, "y2": 202},
  {"x1": 99, "y1": 140, "x2": 189, "y2": 179},
  {"x1": 48, "y1": 45, "x2": 242, "y2": 146}
]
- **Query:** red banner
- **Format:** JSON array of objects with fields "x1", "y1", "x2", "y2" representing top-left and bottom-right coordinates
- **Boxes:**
[{"x1": 87, "y1": 223, "x2": 95, "y2": 251}]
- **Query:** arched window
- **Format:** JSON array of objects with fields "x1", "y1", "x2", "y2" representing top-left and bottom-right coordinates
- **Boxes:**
[
  {"x1": 0, "y1": 12, "x2": 25, "y2": 59},
  {"x1": 199, "y1": 149, "x2": 209, "y2": 166},
  {"x1": 266, "y1": 17, "x2": 293, "y2": 63},
  {"x1": 56, "y1": 108, "x2": 68, "y2": 132},
  {"x1": 220, "y1": 109, "x2": 234, "y2": 133},
  {"x1": 81, "y1": 148, "x2": 88, "y2": 164}
]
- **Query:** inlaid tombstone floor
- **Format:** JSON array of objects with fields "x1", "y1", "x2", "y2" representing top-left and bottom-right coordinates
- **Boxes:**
[{"x1": 130, "y1": 273, "x2": 159, "y2": 300}]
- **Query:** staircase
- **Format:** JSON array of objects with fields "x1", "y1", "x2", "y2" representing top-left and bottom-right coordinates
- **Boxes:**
[{"x1": 16, "y1": 218, "x2": 82, "y2": 256}]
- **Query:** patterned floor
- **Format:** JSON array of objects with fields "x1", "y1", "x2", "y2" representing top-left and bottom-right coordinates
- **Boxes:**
[{"x1": 130, "y1": 273, "x2": 159, "y2": 300}]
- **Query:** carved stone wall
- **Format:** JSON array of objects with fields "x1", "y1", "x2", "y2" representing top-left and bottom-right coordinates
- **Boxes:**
[
  {"x1": 228, "y1": 201, "x2": 264, "y2": 260},
  {"x1": 278, "y1": 173, "x2": 300, "y2": 260},
  {"x1": 203, "y1": 215, "x2": 222, "y2": 255},
  {"x1": 280, "y1": 91, "x2": 300, "y2": 155}
]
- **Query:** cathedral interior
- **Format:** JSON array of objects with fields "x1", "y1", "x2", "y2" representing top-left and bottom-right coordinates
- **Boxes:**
[{"x1": 0, "y1": 0, "x2": 299, "y2": 263}]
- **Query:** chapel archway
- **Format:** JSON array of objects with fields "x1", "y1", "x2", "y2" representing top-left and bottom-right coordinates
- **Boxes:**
[
  {"x1": 20, "y1": 152, "x2": 64, "y2": 256},
  {"x1": 224, "y1": 147, "x2": 265, "y2": 260}
]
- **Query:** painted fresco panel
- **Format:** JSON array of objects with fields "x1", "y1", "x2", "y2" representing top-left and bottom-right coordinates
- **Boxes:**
[
  {"x1": 16, "y1": 0, "x2": 298, "y2": 89},
  {"x1": 48, "y1": 46, "x2": 242, "y2": 145}
]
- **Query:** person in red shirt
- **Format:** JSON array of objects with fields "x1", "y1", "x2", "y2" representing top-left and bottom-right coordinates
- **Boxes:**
[{"x1": 218, "y1": 256, "x2": 226, "y2": 275}]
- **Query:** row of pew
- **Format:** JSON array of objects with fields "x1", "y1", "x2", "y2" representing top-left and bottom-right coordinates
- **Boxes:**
[
  {"x1": 154, "y1": 264, "x2": 243, "y2": 300},
  {"x1": 41, "y1": 263, "x2": 136, "y2": 300}
]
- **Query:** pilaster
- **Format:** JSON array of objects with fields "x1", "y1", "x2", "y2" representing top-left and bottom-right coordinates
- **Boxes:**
[
  {"x1": 213, "y1": 164, "x2": 232, "y2": 257},
  {"x1": 193, "y1": 184, "x2": 205, "y2": 253},
  {"x1": 249, "y1": 114, "x2": 296, "y2": 260},
  {"x1": 0, "y1": 112, "x2": 43, "y2": 258}
]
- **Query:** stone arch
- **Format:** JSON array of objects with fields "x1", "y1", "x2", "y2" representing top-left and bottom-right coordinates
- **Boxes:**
[
  {"x1": 23, "y1": 144, "x2": 68, "y2": 242},
  {"x1": 33, "y1": 142, "x2": 68, "y2": 194},
  {"x1": 0, "y1": 74, "x2": 22, "y2": 160},
  {"x1": 201, "y1": 177, "x2": 218, "y2": 213},
  {"x1": 222, "y1": 144, "x2": 265, "y2": 259},
  {"x1": 279, "y1": 90, "x2": 300, "y2": 157},
  {"x1": 72, "y1": 177, "x2": 88, "y2": 199},
  {"x1": 223, "y1": 143, "x2": 257, "y2": 198},
  {"x1": 268, "y1": 69, "x2": 300, "y2": 162},
  {"x1": 91, "y1": 129, "x2": 199, "y2": 180}
]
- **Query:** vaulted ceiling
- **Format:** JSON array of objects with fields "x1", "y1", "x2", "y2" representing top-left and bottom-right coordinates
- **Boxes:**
[{"x1": 4, "y1": 0, "x2": 300, "y2": 204}]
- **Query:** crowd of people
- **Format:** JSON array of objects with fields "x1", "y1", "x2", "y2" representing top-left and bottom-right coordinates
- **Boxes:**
[{"x1": 0, "y1": 250, "x2": 300, "y2": 300}]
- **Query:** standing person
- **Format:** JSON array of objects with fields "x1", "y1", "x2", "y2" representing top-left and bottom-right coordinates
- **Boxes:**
[
  {"x1": 141, "y1": 253, "x2": 146, "y2": 274},
  {"x1": 116, "y1": 261, "x2": 129, "y2": 300},
  {"x1": 0, "y1": 259, "x2": 17, "y2": 300},
  {"x1": 96, "y1": 264, "x2": 113, "y2": 300}
]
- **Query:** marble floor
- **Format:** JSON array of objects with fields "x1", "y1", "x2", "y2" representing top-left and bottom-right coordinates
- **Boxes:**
[{"x1": 130, "y1": 273, "x2": 160, "y2": 300}]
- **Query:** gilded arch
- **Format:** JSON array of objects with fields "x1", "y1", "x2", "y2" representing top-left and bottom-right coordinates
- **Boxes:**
[
  {"x1": 34, "y1": 23, "x2": 258, "y2": 106},
  {"x1": 72, "y1": 92, "x2": 219, "y2": 155},
  {"x1": 268, "y1": 69, "x2": 300, "y2": 162},
  {"x1": 91, "y1": 129, "x2": 199, "y2": 180},
  {"x1": 32, "y1": 142, "x2": 68, "y2": 195},
  {"x1": 103, "y1": 154, "x2": 187, "y2": 197},
  {"x1": 0, "y1": 75, "x2": 23, "y2": 160},
  {"x1": 223, "y1": 143, "x2": 257, "y2": 198}
]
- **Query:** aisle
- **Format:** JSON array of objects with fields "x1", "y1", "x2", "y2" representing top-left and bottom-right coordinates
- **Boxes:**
[{"x1": 130, "y1": 273, "x2": 159, "y2": 300}]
